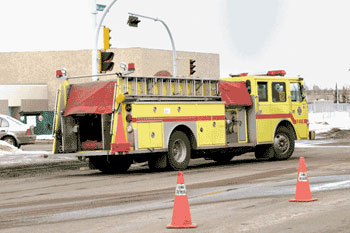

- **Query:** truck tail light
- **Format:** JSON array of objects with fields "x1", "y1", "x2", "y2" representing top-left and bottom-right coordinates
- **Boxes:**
[
  {"x1": 126, "y1": 114, "x2": 133, "y2": 123},
  {"x1": 125, "y1": 104, "x2": 132, "y2": 112},
  {"x1": 26, "y1": 129, "x2": 31, "y2": 135}
]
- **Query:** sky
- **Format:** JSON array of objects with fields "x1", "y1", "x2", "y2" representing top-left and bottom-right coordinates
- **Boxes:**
[{"x1": 1, "y1": 0, "x2": 350, "y2": 89}]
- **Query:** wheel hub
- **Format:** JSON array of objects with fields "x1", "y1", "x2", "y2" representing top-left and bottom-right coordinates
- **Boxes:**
[
  {"x1": 173, "y1": 139, "x2": 186, "y2": 163},
  {"x1": 274, "y1": 134, "x2": 290, "y2": 153}
]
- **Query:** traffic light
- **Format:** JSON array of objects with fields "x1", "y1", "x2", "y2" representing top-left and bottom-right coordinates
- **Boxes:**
[
  {"x1": 103, "y1": 26, "x2": 111, "y2": 50},
  {"x1": 127, "y1": 16, "x2": 141, "y2": 27},
  {"x1": 189, "y1": 59, "x2": 196, "y2": 76},
  {"x1": 99, "y1": 51, "x2": 114, "y2": 73}
]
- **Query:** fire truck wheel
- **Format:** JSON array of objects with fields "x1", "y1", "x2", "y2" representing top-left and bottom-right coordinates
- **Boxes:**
[
  {"x1": 167, "y1": 131, "x2": 191, "y2": 171},
  {"x1": 148, "y1": 153, "x2": 167, "y2": 171},
  {"x1": 254, "y1": 145, "x2": 275, "y2": 160},
  {"x1": 273, "y1": 126, "x2": 295, "y2": 160},
  {"x1": 254, "y1": 145, "x2": 276, "y2": 160},
  {"x1": 89, "y1": 156, "x2": 132, "y2": 174},
  {"x1": 212, "y1": 153, "x2": 234, "y2": 163}
]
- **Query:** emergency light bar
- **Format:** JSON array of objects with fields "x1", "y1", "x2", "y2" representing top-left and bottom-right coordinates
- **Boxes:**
[
  {"x1": 267, "y1": 70, "x2": 286, "y2": 76},
  {"x1": 229, "y1": 70, "x2": 286, "y2": 77}
]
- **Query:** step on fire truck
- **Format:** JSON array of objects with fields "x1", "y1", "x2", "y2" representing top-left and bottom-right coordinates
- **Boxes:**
[{"x1": 53, "y1": 69, "x2": 312, "y2": 173}]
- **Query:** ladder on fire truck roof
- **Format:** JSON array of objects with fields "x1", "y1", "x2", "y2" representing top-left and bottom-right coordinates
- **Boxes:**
[{"x1": 120, "y1": 76, "x2": 221, "y2": 101}]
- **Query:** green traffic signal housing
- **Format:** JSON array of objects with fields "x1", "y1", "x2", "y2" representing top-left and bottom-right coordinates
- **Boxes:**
[
  {"x1": 99, "y1": 51, "x2": 114, "y2": 73},
  {"x1": 189, "y1": 59, "x2": 196, "y2": 76},
  {"x1": 127, "y1": 16, "x2": 141, "y2": 27},
  {"x1": 103, "y1": 26, "x2": 112, "y2": 50}
]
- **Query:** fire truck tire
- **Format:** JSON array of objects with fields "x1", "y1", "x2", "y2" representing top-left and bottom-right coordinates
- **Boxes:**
[
  {"x1": 89, "y1": 156, "x2": 132, "y2": 174},
  {"x1": 148, "y1": 153, "x2": 167, "y2": 171},
  {"x1": 273, "y1": 126, "x2": 295, "y2": 160},
  {"x1": 167, "y1": 131, "x2": 191, "y2": 171},
  {"x1": 254, "y1": 145, "x2": 275, "y2": 160},
  {"x1": 212, "y1": 153, "x2": 234, "y2": 163}
]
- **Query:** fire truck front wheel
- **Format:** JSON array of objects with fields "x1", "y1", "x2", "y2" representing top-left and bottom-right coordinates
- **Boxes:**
[
  {"x1": 167, "y1": 131, "x2": 191, "y2": 171},
  {"x1": 273, "y1": 126, "x2": 295, "y2": 160}
]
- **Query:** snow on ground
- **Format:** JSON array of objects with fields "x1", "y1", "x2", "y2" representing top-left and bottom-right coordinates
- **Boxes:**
[
  {"x1": 1, "y1": 112, "x2": 350, "y2": 166},
  {"x1": 0, "y1": 140, "x2": 75, "y2": 167},
  {"x1": 36, "y1": 134, "x2": 54, "y2": 140},
  {"x1": 309, "y1": 111, "x2": 350, "y2": 134}
]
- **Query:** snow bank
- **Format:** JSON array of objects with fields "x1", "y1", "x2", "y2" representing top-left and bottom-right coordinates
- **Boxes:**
[
  {"x1": 0, "y1": 140, "x2": 22, "y2": 155},
  {"x1": 308, "y1": 112, "x2": 350, "y2": 133},
  {"x1": 0, "y1": 140, "x2": 74, "y2": 167}
]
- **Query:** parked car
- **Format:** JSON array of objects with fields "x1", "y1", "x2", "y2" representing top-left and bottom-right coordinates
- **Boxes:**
[{"x1": 0, "y1": 114, "x2": 36, "y2": 148}]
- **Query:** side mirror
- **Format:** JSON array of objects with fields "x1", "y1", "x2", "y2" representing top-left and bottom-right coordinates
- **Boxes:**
[{"x1": 300, "y1": 85, "x2": 306, "y2": 101}]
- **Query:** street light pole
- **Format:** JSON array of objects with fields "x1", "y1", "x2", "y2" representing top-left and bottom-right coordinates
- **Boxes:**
[
  {"x1": 128, "y1": 12, "x2": 177, "y2": 77},
  {"x1": 91, "y1": 0, "x2": 119, "y2": 81}
]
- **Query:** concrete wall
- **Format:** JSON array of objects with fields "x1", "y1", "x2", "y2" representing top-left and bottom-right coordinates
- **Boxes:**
[
  {"x1": 0, "y1": 85, "x2": 47, "y2": 106},
  {"x1": 0, "y1": 48, "x2": 220, "y2": 111},
  {"x1": 0, "y1": 100, "x2": 8, "y2": 115}
]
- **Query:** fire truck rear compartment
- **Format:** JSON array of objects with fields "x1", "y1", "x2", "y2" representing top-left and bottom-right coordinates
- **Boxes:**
[
  {"x1": 78, "y1": 114, "x2": 102, "y2": 143},
  {"x1": 78, "y1": 114, "x2": 112, "y2": 151},
  {"x1": 60, "y1": 114, "x2": 112, "y2": 152}
]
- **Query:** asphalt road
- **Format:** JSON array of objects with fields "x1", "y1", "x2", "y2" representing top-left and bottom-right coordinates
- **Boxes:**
[{"x1": 1, "y1": 141, "x2": 350, "y2": 233}]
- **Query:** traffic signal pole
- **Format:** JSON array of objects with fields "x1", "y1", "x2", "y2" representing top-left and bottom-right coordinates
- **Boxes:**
[
  {"x1": 128, "y1": 13, "x2": 177, "y2": 78},
  {"x1": 91, "y1": 0, "x2": 118, "y2": 81}
]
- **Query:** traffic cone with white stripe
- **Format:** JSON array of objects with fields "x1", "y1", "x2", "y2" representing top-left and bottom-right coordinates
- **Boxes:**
[
  {"x1": 289, "y1": 157, "x2": 318, "y2": 202},
  {"x1": 167, "y1": 172, "x2": 197, "y2": 229}
]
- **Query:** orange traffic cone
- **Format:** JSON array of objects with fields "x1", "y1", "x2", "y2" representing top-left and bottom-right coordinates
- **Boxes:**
[
  {"x1": 289, "y1": 157, "x2": 318, "y2": 202},
  {"x1": 167, "y1": 172, "x2": 197, "y2": 229},
  {"x1": 111, "y1": 112, "x2": 131, "y2": 152}
]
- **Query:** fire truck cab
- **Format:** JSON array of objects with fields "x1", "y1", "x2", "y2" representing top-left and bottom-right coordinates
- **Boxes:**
[
  {"x1": 222, "y1": 70, "x2": 309, "y2": 160},
  {"x1": 52, "y1": 70, "x2": 311, "y2": 173}
]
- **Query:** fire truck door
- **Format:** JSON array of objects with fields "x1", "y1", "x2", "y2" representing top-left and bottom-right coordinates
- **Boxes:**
[
  {"x1": 61, "y1": 116, "x2": 78, "y2": 152},
  {"x1": 237, "y1": 109, "x2": 248, "y2": 142},
  {"x1": 256, "y1": 81, "x2": 272, "y2": 142},
  {"x1": 290, "y1": 82, "x2": 308, "y2": 139}
]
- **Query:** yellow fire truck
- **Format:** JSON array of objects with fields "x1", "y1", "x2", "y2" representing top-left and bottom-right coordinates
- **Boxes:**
[{"x1": 53, "y1": 70, "x2": 311, "y2": 173}]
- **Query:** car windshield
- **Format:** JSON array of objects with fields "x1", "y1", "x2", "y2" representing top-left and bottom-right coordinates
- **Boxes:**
[{"x1": 4, "y1": 116, "x2": 26, "y2": 126}]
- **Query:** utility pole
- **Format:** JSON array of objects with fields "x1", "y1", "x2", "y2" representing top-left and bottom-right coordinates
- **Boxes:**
[
  {"x1": 91, "y1": 0, "x2": 119, "y2": 81},
  {"x1": 128, "y1": 12, "x2": 177, "y2": 77}
]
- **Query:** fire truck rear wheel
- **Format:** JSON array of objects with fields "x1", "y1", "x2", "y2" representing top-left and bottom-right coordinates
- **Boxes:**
[
  {"x1": 89, "y1": 156, "x2": 132, "y2": 174},
  {"x1": 273, "y1": 126, "x2": 295, "y2": 160},
  {"x1": 148, "y1": 153, "x2": 167, "y2": 171},
  {"x1": 254, "y1": 145, "x2": 275, "y2": 160},
  {"x1": 167, "y1": 131, "x2": 191, "y2": 171},
  {"x1": 212, "y1": 152, "x2": 234, "y2": 163}
]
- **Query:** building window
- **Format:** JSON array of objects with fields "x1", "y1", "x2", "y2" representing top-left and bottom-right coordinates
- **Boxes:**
[
  {"x1": 272, "y1": 82, "x2": 286, "y2": 102},
  {"x1": 257, "y1": 82, "x2": 268, "y2": 102}
]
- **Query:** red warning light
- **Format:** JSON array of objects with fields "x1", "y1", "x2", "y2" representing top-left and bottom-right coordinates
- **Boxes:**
[{"x1": 267, "y1": 70, "x2": 286, "y2": 76}]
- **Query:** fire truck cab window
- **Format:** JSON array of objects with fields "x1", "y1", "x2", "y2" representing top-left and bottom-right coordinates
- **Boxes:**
[
  {"x1": 257, "y1": 82, "x2": 268, "y2": 102},
  {"x1": 272, "y1": 82, "x2": 286, "y2": 102},
  {"x1": 290, "y1": 82, "x2": 302, "y2": 102}
]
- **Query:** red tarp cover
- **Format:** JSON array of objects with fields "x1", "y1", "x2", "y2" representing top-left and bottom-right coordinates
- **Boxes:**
[
  {"x1": 64, "y1": 81, "x2": 116, "y2": 116},
  {"x1": 219, "y1": 81, "x2": 252, "y2": 106}
]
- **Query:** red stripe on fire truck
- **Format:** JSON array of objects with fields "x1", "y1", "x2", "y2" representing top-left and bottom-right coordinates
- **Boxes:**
[{"x1": 132, "y1": 115, "x2": 225, "y2": 123}]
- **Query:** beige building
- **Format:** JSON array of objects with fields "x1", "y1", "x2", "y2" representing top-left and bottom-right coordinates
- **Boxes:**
[{"x1": 0, "y1": 48, "x2": 220, "y2": 118}]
